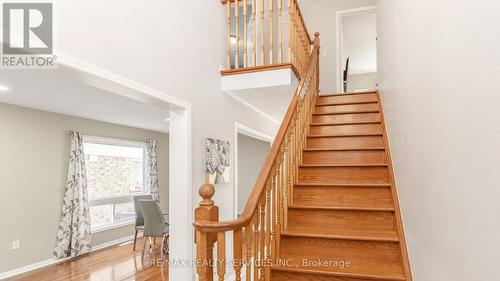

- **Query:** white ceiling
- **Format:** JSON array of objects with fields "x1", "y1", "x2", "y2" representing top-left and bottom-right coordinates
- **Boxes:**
[
  {"x1": 0, "y1": 68, "x2": 171, "y2": 133},
  {"x1": 342, "y1": 11, "x2": 377, "y2": 75}
]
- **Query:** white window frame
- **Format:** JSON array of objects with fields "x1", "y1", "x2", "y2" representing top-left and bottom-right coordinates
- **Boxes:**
[{"x1": 83, "y1": 135, "x2": 149, "y2": 233}]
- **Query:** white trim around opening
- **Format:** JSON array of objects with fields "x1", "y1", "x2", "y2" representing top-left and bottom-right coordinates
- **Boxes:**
[
  {"x1": 1, "y1": 52, "x2": 195, "y2": 281},
  {"x1": 335, "y1": 5, "x2": 377, "y2": 93},
  {"x1": 59, "y1": 53, "x2": 194, "y2": 281},
  {"x1": 59, "y1": 52, "x2": 194, "y2": 281}
]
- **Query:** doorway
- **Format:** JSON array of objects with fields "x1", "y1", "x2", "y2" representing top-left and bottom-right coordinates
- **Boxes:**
[
  {"x1": 337, "y1": 6, "x2": 377, "y2": 93},
  {"x1": 233, "y1": 122, "x2": 273, "y2": 219},
  {"x1": 57, "y1": 61, "x2": 194, "y2": 280}
]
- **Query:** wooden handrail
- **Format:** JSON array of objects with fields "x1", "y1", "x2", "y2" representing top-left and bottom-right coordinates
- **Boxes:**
[
  {"x1": 194, "y1": 33, "x2": 319, "y2": 233},
  {"x1": 221, "y1": 63, "x2": 300, "y2": 77}
]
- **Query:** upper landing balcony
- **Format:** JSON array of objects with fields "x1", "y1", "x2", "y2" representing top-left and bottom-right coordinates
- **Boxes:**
[{"x1": 219, "y1": 0, "x2": 317, "y2": 122}]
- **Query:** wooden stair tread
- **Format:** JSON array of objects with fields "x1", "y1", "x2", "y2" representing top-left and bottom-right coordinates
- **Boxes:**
[
  {"x1": 282, "y1": 227, "x2": 400, "y2": 242},
  {"x1": 308, "y1": 133, "x2": 383, "y2": 138},
  {"x1": 286, "y1": 211, "x2": 398, "y2": 242},
  {"x1": 279, "y1": 235, "x2": 406, "y2": 278},
  {"x1": 310, "y1": 124, "x2": 383, "y2": 136},
  {"x1": 299, "y1": 163, "x2": 388, "y2": 168},
  {"x1": 319, "y1": 91, "x2": 377, "y2": 97},
  {"x1": 271, "y1": 266, "x2": 406, "y2": 281},
  {"x1": 287, "y1": 208, "x2": 396, "y2": 238},
  {"x1": 294, "y1": 183, "x2": 392, "y2": 187},
  {"x1": 299, "y1": 165, "x2": 389, "y2": 184},
  {"x1": 313, "y1": 110, "x2": 380, "y2": 116},
  {"x1": 307, "y1": 135, "x2": 384, "y2": 150},
  {"x1": 301, "y1": 147, "x2": 387, "y2": 164},
  {"x1": 288, "y1": 205, "x2": 394, "y2": 212},
  {"x1": 315, "y1": 101, "x2": 379, "y2": 114},
  {"x1": 316, "y1": 101, "x2": 378, "y2": 107},
  {"x1": 293, "y1": 184, "x2": 394, "y2": 209},
  {"x1": 313, "y1": 112, "x2": 381, "y2": 125},
  {"x1": 303, "y1": 147, "x2": 385, "y2": 151},
  {"x1": 285, "y1": 205, "x2": 398, "y2": 242},
  {"x1": 311, "y1": 121, "x2": 382, "y2": 126}
]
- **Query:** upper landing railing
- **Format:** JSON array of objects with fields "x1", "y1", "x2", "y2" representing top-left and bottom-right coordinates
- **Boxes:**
[{"x1": 221, "y1": 0, "x2": 312, "y2": 78}]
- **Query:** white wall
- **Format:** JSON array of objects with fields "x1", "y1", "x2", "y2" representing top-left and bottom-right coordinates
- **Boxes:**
[
  {"x1": 347, "y1": 72, "x2": 377, "y2": 92},
  {"x1": 53, "y1": 1, "x2": 279, "y2": 279},
  {"x1": 298, "y1": 0, "x2": 376, "y2": 93},
  {"x1": 0, "y1": 103, "x2": 169, "y2": 273},
  {"x1": 377, "y1": 1, "x2": 500, "y2": 280}
]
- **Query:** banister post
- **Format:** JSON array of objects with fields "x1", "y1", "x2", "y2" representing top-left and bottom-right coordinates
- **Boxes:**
[
  {"x1": 314, "y1": 32, "x2": 320, "y2": 94},
  {"x1": 195, "y1": 184, "x2": 219, "y2": 281},
  {"x1": 313, "y1": 32, "x2": 320, "y2": 47}
]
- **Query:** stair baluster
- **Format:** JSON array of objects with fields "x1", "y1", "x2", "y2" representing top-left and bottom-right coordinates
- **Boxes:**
[
  {"x1": 221, "y1": 0, "x2": 312, "y2": 77},
  {"x1": 216, "y1": 232, "x2": 226, "y2": 281},
  {"x1": 235, "y1": 0, "x2": 240, "y2": 68},
  {"x1": 243, "y1": 0, "x2": 248, "y2": 67}
]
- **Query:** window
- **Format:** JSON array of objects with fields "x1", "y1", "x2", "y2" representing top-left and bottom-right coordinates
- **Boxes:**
[{"x1": 83, "y1": 136, "x2": 148, "y2": 232}]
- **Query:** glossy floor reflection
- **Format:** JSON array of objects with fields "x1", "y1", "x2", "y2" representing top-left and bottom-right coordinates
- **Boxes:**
[{"x1": 7, "y1": 238, "x2": 168, "y2": 281}]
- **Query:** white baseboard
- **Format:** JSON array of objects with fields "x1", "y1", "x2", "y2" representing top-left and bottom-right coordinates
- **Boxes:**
[
  {"x1": 0, "y1": 234, "x2": 140, "y2": 280},
  {"x1": 0, "y1": 258, "x2": 70, "y2": 280}
]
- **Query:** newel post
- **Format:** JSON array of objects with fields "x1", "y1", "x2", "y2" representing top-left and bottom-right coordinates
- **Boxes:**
[
  {"x1": 313, "y1": 32, "x2": 320, "y2": 47},
  {"x1": 314, "y1": 32, "x2": 320, "y2": 94},
  {"x1": 195, "y1": 184, "x2": 219, "y2": 281}
]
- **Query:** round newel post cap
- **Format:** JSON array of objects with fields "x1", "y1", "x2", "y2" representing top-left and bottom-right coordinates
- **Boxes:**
[
  {"x1": 313, "y1": 32, "x2": 320, "y2": 47},
  {"x1": 199, "y1": 184, "x2": 215, "y2": 206}
]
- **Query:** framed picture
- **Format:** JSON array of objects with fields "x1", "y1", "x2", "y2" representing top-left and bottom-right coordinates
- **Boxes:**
[{"x1": 205, "y1": 138, "x2": 230, "y2": 184}]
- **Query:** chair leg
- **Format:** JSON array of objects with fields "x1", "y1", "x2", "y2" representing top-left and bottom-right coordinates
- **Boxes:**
[
  {"x1": 148, "y1": 237, "x2": 153, "y2": 253},
  {"x1": 141, "y1": 236, "x2": 148, "y2": 260},
  {"x1": 165, "y1": 234, "x2": 170, "y2": 255},
  {"x1": 133, "y1": 229, "x2": 138, "y2": 251},
  {"x1": 160, "y1": 236, "x2": 165, "y2": 260}
]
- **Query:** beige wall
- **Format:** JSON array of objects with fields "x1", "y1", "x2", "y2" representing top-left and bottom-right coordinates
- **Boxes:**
[
  {"x1": 347, "y1": 72, "x2": 377, "y2": 92},
  {"x1": 298, "y1": 0, "x2": 376, "y2": 93},
  {"x1": 237, "y1": 134, "x2": 271, "y2": 215},
  {"x1": 0, "y1": 103, "x2": 169, "y2": 273},
  {"x1": 377, "y1": 1, "x2": 500, "y2": 280}
]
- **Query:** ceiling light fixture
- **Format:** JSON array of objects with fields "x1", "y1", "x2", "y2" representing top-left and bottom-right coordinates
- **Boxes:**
[{"x1": 0, "y1": 85, "x2": 8, "y2": 92}]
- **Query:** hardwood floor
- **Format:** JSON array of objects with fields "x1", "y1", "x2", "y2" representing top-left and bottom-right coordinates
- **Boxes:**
[{"x1": 6, "y1": 238, "x2": 168, "y2": 281}]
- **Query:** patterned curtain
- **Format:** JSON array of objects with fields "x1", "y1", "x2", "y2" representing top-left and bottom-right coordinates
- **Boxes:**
[
  {"x1": 53, "y1": 131, "x2": 91, "y2": 258},
  {"x1": 146, "y1": 139, "x2": 160, "y2": 201}
]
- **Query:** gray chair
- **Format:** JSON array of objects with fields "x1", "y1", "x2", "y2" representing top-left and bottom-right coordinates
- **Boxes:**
[
  {"x1": 133, "y1": 195, "x2": 153, "y2": 250},
  {"x1": 139, "y1": 199, "x2": 170, "y2": 258}
]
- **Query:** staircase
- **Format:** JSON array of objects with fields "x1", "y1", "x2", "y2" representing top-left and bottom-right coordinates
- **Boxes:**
[
  {"x1": 193, "y1": 33, "x2": 412, "y2": 281},
  {"x1": 270, "y1": 91, "x2": 412, "y2": 281}
]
